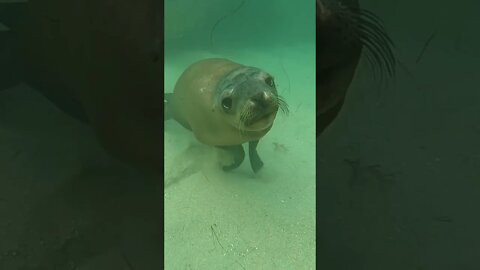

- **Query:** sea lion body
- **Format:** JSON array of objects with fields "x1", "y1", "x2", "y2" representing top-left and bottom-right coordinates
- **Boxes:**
[
  {"x1": 166, "y1": 58, "x2": 285, "y2": 172},
  {"x1": 0, "y1": 0, "x2": 164, "y2": 172},
  {"x1": 169, "y1": 58, "x2": 273, "y2": 146}
]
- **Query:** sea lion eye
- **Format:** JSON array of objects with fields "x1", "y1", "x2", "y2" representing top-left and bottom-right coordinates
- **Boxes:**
[
  {"x1": 265, "y1": 76, "x2": 275, "y2": 87},
  {"x1": 222, "y1": 97, "x2": 233, "y2": 111}
]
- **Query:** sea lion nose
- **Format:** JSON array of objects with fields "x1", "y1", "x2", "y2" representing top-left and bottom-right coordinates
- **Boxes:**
[{"x1": 250, "y1": 91, "x2": 274, "y2": 108}]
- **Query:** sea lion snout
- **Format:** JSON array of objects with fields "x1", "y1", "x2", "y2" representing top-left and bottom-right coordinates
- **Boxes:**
[
  {"x1": 241, "y1": 90, "x2": 279, "y2": 130},
  {"x1": 248, "y1": 91, "x2": 277, "y2": 110}
]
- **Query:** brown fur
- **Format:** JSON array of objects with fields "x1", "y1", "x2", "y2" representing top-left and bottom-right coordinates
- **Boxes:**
[{"x1": 169, "y1": 58, "x2": 274, "y2": 146}]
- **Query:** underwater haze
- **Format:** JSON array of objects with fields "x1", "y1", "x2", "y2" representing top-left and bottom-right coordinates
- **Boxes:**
[{"x1": 164, "y1": 0, "x2": 316, "y2": 269}]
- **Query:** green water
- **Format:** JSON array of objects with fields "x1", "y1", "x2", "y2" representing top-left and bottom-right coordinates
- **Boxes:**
[{"x1": 164, "y1": 0, "x2": 316, "y2": 269}]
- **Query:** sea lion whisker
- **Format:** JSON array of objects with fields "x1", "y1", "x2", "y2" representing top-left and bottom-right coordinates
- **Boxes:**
[
  {"x1": 238, "y1": 108, "x2": 254, "y2": 137},
  {"x1": 240, "y1": 107, "x2": 253, "y2": 124},
  {"x1": 355, "y1": 8, "x2": 384, "y2": 26},
  {"x1": 240, "y1": 107, "x2": 248, "y2": 120},
  {"x1": 360, "y1": 33, "x2": 392, "y2": 86},
  {"x1": 340, "y1": 7, "x2": 396, "y2": 85},
  {"x1": 358, "y1": 33, "x2": 394, "y2": 86},
  {"x1": 355, "y1": 16, "x2": 394, "y2": 54},
  {"x1": 276, "y1": 96, "x2": 289, "y2": 115},
  {"x1": 363, "y1": 48, "x2": 382, "y2": 82},
  {"x1": 356, "y1": 18, "x2": 396, "y2": 74},
  {"x1": 360, "y1": 16, "x2": 395, "y2": 72},
  {"x1": 359, "y1": 35, "x2": 389, "y2": 85}
]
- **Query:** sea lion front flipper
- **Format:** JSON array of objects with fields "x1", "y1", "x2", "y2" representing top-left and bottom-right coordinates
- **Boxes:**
[
  {"x1": 248, "y1": 140, "x2": 264, "y2": 173},
  {"x1": 217, "y1": 144, "x2": 245, "y2": 171}
]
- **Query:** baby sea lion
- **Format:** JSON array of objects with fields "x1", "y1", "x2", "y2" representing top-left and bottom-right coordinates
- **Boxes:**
[
  {"x1": 316, "y1": 0, "x2": 396, "y2": 135},
  {"x1": 165, "y1": 58, "x2": 288, "y2": 173}
]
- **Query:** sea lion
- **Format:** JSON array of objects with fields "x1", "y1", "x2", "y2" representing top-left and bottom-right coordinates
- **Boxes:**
[
  {"x1": 0, "y1": 0, "x2": 164, "y2": 173},
  {"x1": 316, "y1": 0, "x2": 396, "y2": 135},
  {"x1": 0, "y1": 0, "x2": 396, "y2": 171},
  {"x1": 165, "y1": 58, "x2": 288, "y2": 173}
]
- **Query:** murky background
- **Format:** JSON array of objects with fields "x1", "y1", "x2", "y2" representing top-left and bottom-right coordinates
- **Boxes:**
[{"x1": 318, "y1": 0, "x2": 480, "y2": 269}]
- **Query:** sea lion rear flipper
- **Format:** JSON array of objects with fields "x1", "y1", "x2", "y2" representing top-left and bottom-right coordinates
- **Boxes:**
[
  {"x1": 248, "y1": 140, "x2": 263, "y2": 173},
  {"x1": 217, "y1": 144, "x2": 245, "y2": 171}
]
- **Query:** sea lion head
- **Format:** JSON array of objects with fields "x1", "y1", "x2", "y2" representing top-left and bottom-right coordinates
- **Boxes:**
[
  {"x1": 214, "y1": 66, "x2": 288, "y2": 132},
  {"x1": 316, "y1": 0, "x2": 396, "y2": 135}
]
